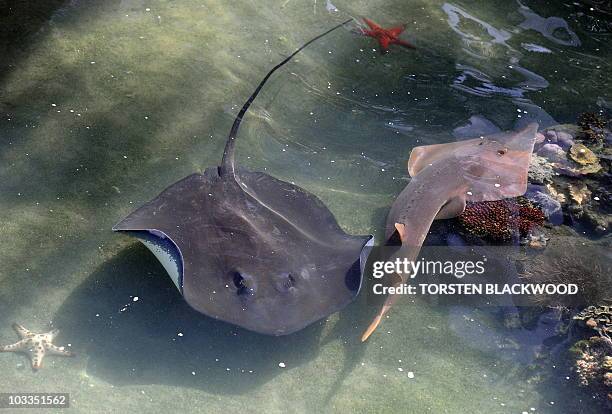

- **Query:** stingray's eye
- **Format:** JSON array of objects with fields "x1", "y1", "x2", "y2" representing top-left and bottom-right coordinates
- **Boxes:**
[
  {"x1": 283, "y1": 274, "x2": 296, "y2": 289},
  {"x1": 274, "y1": 273, "x2": 297, "y2": 293},
  {"x1": 231, "y1": 271, "x2": 250, "y2": 296},
  {"x1": 497, "y1": 148, "x2": 507, "y2": 156}
]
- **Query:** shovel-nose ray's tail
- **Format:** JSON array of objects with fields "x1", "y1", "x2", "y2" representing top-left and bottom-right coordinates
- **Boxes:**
[{"x1": 362, "y1": 123, "x2": 539, "y2": 342}]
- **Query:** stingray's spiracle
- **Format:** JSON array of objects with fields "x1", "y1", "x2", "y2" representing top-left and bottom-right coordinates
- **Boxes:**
[{"x1": 219, "y1": 18, "x2": 354, "y2": 178}]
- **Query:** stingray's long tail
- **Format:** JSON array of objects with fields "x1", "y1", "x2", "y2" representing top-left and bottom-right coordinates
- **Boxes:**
[{"x1": 219, "y1": 18, "x2": 353, "y2": 178}]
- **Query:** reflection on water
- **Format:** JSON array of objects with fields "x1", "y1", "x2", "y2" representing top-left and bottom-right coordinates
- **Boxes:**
[
  {"x1": 0, "y1": 0, "x2": 610, "y2": 412},
  {"x1": 443, "y1": 2, "x2": 513, "y2": 51},
  {"x1": 518, "y1": 1, "x2": 582, "y2": 47}
]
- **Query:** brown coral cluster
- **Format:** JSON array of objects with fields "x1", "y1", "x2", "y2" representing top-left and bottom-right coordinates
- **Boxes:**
[
  {"x1": 457, "y1": 197, "x2": 546, "y2": 241},
  {"x1": 577, "y1": 112, "x2": 608, "y2": 143},
  {"x1": 578, "y1": 112, "x2": 608, "y2": 131}
]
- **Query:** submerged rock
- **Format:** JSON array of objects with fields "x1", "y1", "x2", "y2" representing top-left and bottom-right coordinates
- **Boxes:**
[
  {"x1": 525, "y1": 184, "x2": 563, "y2": 224},
  {"x1": 541, "y1": 129, "x2": 576, "y2": 150},
  {"x1": 538, "y1": 143, "x2": 568, "y2": 163},
  {"x1": 556, "y1": 131, "x2": 576, "y2": 149}
]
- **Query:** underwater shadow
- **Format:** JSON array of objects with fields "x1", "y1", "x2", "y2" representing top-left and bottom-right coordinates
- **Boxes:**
[
  {"x1": 318, "y1": 293, "x2": 371, "y2": 406},
  {"x1": 0, "y1": 0, "x2": 69, "y2": 84},
  {"x1": 53, "y1": 243, "x2": 326, "y2": 394}
]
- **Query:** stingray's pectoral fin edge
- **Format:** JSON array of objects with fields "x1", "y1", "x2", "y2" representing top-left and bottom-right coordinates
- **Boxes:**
[
  {"x1": 343, "y1": 235, "x2": 376, "y2": 298},
  {"x1": 112, "y1": 227, "x2": 185, "y2": 293},
  {"x1": 359, "y1": 236, "x2": 375, "y2": 287}
]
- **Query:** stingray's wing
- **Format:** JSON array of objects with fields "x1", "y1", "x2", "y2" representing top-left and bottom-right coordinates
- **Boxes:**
[
  {"x1": 112, "y1": 172, "x2": 220, "y2": 292},
  {"x1": 236, "y1": 169, "x2": 367, "y2": 246},
  {"x1": 113, "y1": 168, "x2": 373, "y2": 336}
]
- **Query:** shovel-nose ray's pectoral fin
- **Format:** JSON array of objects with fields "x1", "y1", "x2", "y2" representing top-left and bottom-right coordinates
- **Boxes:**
[
  {"x1": 462, "y1": 144, "x2": 533, "y2": 202},
  {"x1": 434, "y1": 196, "x2": 467, "y2": 219},
  {"x1": 408, "y1": 140, "x2": 474, "y2": 177},
  {"x1": 407, "y1": 122, "x2": 538, "y2": 180}
]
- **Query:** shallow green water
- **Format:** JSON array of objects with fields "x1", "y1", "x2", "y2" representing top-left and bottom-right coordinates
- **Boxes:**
[{"x1": 0, "y1": 0, "x2": 610, "y2": 413}]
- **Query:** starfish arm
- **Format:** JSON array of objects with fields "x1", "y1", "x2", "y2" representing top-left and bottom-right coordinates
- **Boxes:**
[
  {"x1": 45, "y1": 343, "x2": 74, "y2": 357},
  {"x1": 361, "y1": 29, "x2": 375, "y2": 37},
  {"x1": 388, "y1": 25, "x2": 406, "y2": 37},
  {"x1": 31, "y1": 348, "x2": 45, "y2": 370},
  {"x1": 12, "y1": 323, "x2": 34, "y2": 339},
  {"x1": 1, "y1": 338, "x2": 29, "y2": 352},
  {"x1": 363, "y1": 17, "x2": 382, "y2": 31},
  {"x1": 378, "y1": 37, "x2": 390, "y2": 53},
  {"x1": 395, "y1": 38, "x2": 416, "y2": 49}
]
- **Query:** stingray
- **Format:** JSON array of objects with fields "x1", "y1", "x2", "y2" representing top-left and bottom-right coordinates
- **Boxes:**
[
  {"x1": 113, "y1": 19, "x2": 373, "y2": 336},
  {"x1": 361, "y1": 123, "x2": 539, "y2": 341}
]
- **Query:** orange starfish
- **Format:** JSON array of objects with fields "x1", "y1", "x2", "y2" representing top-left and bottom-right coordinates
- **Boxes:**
[{"x1": 361, "y1": 18, "x2": 415, "y2": 53}]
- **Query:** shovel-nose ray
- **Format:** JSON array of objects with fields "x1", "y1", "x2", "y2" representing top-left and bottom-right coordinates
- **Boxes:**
[
  {"x1": 113, "y1": 19, "x2": 374, "y2": 336},
  {"x1": 361, "y1": 123, "x2": 539, "y2": 341}
]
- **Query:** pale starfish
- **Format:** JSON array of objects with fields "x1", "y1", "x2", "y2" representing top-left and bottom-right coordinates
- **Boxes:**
[{"x1": 1, "y1": 323, "x2": 74, "y2": 370}]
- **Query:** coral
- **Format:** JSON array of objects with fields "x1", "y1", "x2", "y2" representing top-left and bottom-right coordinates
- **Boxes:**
[
  {"x1": 564, "y1": 179, "x2": 612, "y2": 234},
  {"x1": 457, "y1": 197, "x2": 546, "y2": 241},
  {"x1": 574, "y1": 305, "x2": 612, "y2": 339},
  {"x1": 545, "y1": 183, "x2": 567, "y2": 204},
  {"x1": 581, "y1": 128, "x2": 606, "y2": 142},
  {"x1": 568, "y1": 182, "x2": 592, "y2": 206},
  {"x1": 569, "y1": 143, "x2": 599, "y2": 165},
  {"x1": 577, "y1": 112, "x2": 608, "y2": 145},
  {"x1": 571, "y1": 335, "x2": 612, "y2": 403},
  {"x1": 528, "y1": 155, "x2": 555, "y2": 184},
  {"x1": 558, "y1": 160, "x2": 603, "y2": 176},
  {"x1": 578, "y1": 112, "x2": 608, "y2": 131},
  {"x1": 605, "y1": 356, "x2": 612, "y2": 371}
]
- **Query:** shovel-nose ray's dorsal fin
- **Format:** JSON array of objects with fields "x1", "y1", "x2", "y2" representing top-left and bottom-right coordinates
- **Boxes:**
[{"x1": 219, "y1": 18, "x2": 353, "y2": 178}]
